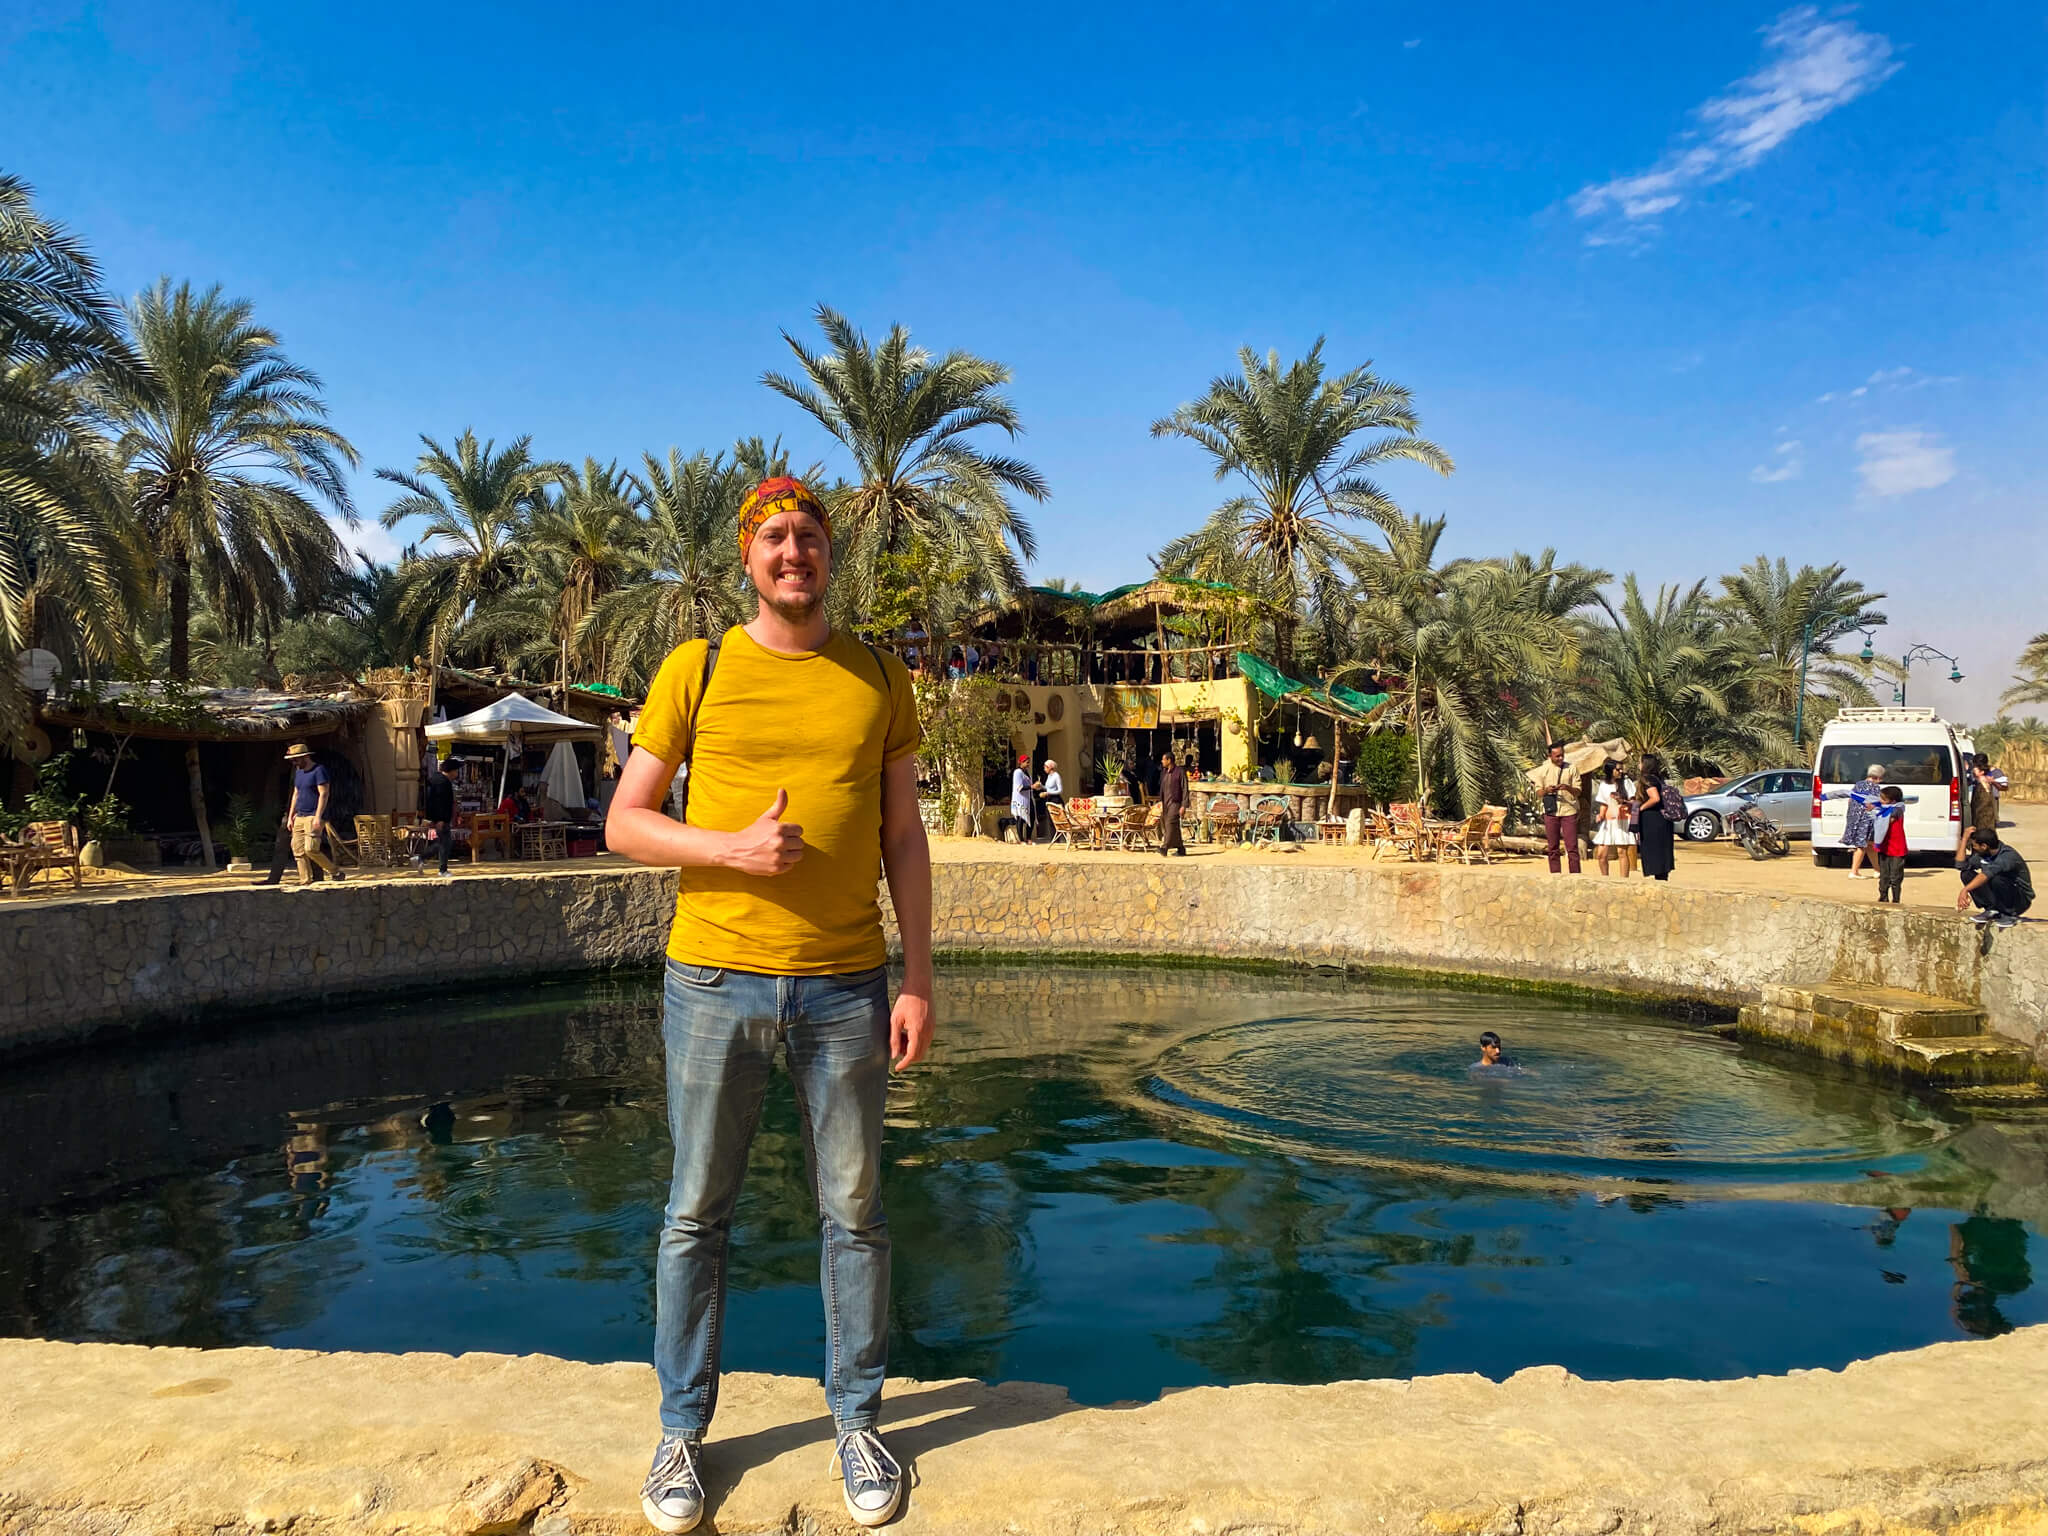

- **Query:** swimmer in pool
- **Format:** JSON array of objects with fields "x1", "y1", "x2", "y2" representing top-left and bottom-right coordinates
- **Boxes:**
[{"x1": 1469, "y1": 1030, "x2": 1525, "y2": 1074}]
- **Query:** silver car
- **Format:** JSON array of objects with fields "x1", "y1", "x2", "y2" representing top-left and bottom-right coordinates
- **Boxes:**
[{"x1": 1680, "y1": 768, "x2": 1814, "y2": 842}]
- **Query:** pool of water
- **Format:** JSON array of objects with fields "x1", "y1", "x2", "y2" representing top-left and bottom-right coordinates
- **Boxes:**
[{"x1": 2, "y1": 964, "x2": 2043, "y2": 1402}]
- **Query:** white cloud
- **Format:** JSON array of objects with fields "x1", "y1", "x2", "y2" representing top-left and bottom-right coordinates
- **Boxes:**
[
  {"x1": 328, "y1": 511, "x2": 405, "y2": 570},
  {"x1": 1571, "y1": 6, "x2": 1898, "y2": 243},
  {"x1": 1750, "y1": 439, "x2": 1803, "y2": 483},
  {"x1": 1402, "y1": 37, "x2": 1420, "y2": 48},
  {"x1": 1856, "y1": 430, "x2": 1956, "y2": 497},
  {"x1": 1867, "y1": 365, "x2": 1912, "y2": 384}
]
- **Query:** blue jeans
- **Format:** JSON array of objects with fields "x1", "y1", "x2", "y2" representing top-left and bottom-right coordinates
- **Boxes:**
[{"x1": 655, "y1": 959, "x2": 892, "y2": 1439}]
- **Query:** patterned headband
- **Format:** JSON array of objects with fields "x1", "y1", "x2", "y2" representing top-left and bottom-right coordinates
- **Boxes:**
[{"x1": 738, "y1": 476, "x2": 830, "y2": 559}]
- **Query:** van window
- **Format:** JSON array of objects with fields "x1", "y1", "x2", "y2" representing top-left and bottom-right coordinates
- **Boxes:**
[{"x1": 1816, "y1": 744, "x2": 1953, "y2": 786}]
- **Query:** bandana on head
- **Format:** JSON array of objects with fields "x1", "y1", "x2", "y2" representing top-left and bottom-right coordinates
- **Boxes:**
[{"x1": 738, "y1": 476, "x2": 830, "y2": 560}]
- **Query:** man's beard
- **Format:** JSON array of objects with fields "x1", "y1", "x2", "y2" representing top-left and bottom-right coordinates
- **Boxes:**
[{"x1": 756, "y1": 576, "x2": 823, "y2": 625}]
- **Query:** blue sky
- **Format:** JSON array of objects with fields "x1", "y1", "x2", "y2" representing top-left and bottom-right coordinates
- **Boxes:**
[{"x1": 6, "y1": 1, "x2": 2043, "y2": 719}]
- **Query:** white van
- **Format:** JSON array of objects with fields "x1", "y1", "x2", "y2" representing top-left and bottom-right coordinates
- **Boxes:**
[{"x1": 1809, "y1": 707, "x2": 1975, "y2": 864}]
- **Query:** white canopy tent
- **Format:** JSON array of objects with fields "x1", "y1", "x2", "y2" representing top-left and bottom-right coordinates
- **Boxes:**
[{"x1": 425, "y1": 693, "x2": 600, "y2": 804}]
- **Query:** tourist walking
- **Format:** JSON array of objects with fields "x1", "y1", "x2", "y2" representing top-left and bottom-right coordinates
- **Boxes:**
[
  {"x1": 1530, "y1": 741, "x2": 1582, "y2": 875},
  {"x1": 1824, "y1": 763, "x2": 1887, "y2": 880},
  {"x1": 282, "y1": 741, "x2": 341, "y2": 887},
  {"x1": 1635, "y1": 751, "x2": 1677, "y2": 882},
  {"x1": 422, "y1": 751, "x2": 457, "y2": 877},
  {"x1": 1591, "y1": 761, "x2": 1636, "y2": 878},
  {"x1": 1159, "y1": 750, "x2": 1187, "y2": 856},
  {"x1": 606, "y1": 476, "x2": 930, "y2": 1532}
]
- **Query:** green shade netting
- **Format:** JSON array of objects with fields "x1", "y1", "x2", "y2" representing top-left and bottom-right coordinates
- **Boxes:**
[{"x1": 1235, "y1": 653, "x2": 1390, "y2": 725}]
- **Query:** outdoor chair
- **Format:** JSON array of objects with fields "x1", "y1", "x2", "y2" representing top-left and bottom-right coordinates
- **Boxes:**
[
  {"x1": 15, "y1": 820, "x2": 83, "y2": 893},
  {"x1": 1206, "y1": 801, "x2": 1243, "y2": 846},
  {"x1": 1249, "y1": 796, "x2": 1291, "y2": 844},
  {"x1": 0, "y1": 835, "x2": 28, "y2": 895},
  {"x1": 1365, "y1": 810, "x2": 1419, "y2": 862},
  {"x1": 467, "y1": 812, "x2": 512, "y2": 863},
  {"x1": 1046, "y1": 803, "x2": 1075, "y2": 848},
  {"x1": 1481, "y1": 806, "x2": 1510, "y2": 859},
  {"x1": 1439, "y1": 811, "x2": 1494, "y2": 864},
  {"x1": 1118, "y1": 805, "x2": 1154, "y2": 851},
  {"x1": 335, "y1": 813, "x2": 397, "y2": 870}
]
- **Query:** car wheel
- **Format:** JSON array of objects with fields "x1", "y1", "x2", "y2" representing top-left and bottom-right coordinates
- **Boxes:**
[{"x1": 1684, "y1": 810, "x2": 1721, "y2": 842}]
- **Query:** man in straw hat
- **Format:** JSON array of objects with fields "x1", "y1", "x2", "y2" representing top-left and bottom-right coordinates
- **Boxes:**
[
  {"x1": 280, "y1": 741, "x2": 341, "y2": 886},
  {"x1": 607, "y1": 476, "x2": 931, "y2": 1531}
]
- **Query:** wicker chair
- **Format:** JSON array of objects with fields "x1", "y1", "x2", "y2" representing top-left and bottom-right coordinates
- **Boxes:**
[
  {"x1": 1365, "y1": 809, "x2": 1420, "y2": 862},
  {"x1": 1046, "y1": 803, "x2": 1076, "y2": 847},
  {"x1": 334, "y1": 813, "x2": 397, "y2": 869},
  {"x1": 1481, "y1": 805, "x2": 1510, "y2": 859},
  {"x1": 1206, "y1": 799, "x2": 1243, "y2": 846},
  {"x1": 1439, "y1": 811, "x2": 1494, "y2": 864},
  {"x1": 1118, "y1": 805, "x2": 1155, "y2": 851}
]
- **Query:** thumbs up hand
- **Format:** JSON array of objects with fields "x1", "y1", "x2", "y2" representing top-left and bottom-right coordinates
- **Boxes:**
[{"x1": 721, "y1": 788, "x2": 805, "y2": 875}]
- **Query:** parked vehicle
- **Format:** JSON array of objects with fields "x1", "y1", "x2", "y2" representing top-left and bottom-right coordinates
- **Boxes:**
[
  {"x1": 1681, "y1": 768, "x2": 1814, "y2": 842},
  {"x1": 1726, "y1": 793, "x2": 1791, "y2": 859},
  {"x1": 1809, "y1": 707, "x2": 1973, "y2": 866}
]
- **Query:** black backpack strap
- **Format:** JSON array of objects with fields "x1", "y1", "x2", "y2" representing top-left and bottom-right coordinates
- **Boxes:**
[{"x1": 676, "y1": 631, "x2": 723, "y2": 822}]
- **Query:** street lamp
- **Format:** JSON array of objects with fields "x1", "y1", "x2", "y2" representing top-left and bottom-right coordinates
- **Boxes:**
[
  {"x1": 1794, "y1": 617, "x2": 1878, "y2": 747},
  {"x1": 1894, "y1": 643, "x2": 1964, "y2": 706}
]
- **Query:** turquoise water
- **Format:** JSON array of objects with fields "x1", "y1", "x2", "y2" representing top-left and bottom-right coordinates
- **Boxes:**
[{"x1": 1, "y1": 965, "x2": 2041, "y2": 1401}]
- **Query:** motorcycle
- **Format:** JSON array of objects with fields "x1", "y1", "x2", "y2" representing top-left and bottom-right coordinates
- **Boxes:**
[{"x1": 1727, "y1": 792, "x2": 1790, "y2": 860}]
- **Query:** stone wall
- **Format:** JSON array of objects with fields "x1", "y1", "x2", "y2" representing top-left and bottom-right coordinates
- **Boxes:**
[{"x1": 5, "y1": 859, "x2": 2043, "y2": 1062}]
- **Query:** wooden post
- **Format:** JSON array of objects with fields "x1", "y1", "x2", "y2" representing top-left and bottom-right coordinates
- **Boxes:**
[{"x1": 185, "y1": 742, "x2": 216, "y2": 870}]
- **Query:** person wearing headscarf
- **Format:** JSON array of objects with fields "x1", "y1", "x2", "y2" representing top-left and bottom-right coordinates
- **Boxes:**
[{"x1": 1823, "y1": 763, "x2": 1888, "y2": 880}]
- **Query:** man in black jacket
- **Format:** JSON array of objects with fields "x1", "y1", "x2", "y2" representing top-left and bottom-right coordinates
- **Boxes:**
[
  {"x1": 422, "y1": 752, "x2": 458, "y2": 876},
  {"x1": 1957, "y1": 828, "x2": 2032, "y2": 931}
]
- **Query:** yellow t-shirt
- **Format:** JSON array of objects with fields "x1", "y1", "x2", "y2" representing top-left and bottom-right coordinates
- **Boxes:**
[{"x1": 630, "y1": 626, "x2": 920, "y2": 975}]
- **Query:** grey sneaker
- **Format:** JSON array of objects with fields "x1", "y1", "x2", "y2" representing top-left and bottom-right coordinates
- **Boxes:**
[
  {"x1": 1994, "y1": 913, "x2": 2021, "y2": 929},
  {"x1": 833, "y1": 1428, "x2": 904, "y2": 1527},
  {"x1": 640, "y1": 1436, "x2": 705, "y2": 1533}
]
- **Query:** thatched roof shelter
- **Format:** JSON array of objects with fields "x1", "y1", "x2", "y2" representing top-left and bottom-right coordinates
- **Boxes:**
[{"x1": 40, "y1": 683, "x2": 376, "y2": 741}]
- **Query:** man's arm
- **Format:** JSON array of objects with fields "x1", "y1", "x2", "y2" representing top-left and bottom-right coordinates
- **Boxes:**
[
  {"x1": 880, "y1": 753, "x2": 934, "y2": 1070},
  {"x1": 314, "y1": 780, "x2": 330, "y2": 826},
  {"x1": 604, "y1": 748, "x2": 805, "y2": 875}
]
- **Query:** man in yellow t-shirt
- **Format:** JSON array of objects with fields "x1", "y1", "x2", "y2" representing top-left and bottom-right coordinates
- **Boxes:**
[{"x1": 608, "y1": 476, "x2": 931, "y2": 1533}]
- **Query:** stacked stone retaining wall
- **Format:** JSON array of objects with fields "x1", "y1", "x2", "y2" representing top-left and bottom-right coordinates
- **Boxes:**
[{"x1": 4, "y1": 860, "x2": 2043, "y2": 1061}]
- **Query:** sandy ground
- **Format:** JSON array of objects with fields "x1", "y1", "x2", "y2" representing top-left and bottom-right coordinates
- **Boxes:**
[
  {"x1": 13, "y1": 801, "x2": 2040, "y2": 916},
  {"x1": 924, "y1": 799, "x2": 2045, "y2": 911}
]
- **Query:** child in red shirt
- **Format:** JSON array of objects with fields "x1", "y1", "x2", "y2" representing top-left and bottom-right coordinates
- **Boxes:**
[{"x1": 1873, "y1": 785, "x2": 1910, "y2": 904}]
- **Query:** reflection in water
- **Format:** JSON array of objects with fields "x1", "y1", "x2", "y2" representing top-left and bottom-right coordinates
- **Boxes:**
[{"x1": 0, "y1": 966, "x2": 2042, "y2": 1404}]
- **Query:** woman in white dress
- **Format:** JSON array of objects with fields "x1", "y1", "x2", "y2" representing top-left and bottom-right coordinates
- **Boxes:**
[{"x1": 1592, "y1": 760, "x2": 1637, "y2": 878}]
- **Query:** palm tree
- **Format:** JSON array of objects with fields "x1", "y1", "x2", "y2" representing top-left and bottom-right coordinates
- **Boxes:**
[
  {"x1": 2002, "y1": 633, "x2": 2048, "y2": 712},
  {"x1": 521, "y1": 458, "x2": 644, "y2": 688},
  {"x1": 377, "y1": 431, "x2": 562, "y2": 664},
  {"x1": 762, "y1": 305, "x2": 1045, "y2": 630},
  {"x1": 581, "y1": 449, "x2": 746, "y2": 691},
  {"x1": 1151, "y1": 340, "x2": 1453, "y2": 665},
  {"x1": 1715, "y1": 556, "x2": 1885, "y2": 732},
  {"x1": 1343, "y1": 515, "x2": 1580, "y2": 814},
  {"x1": 0, "y1": 174, "x2": 145, "y2": 744},
  {"x1": 1572, "y1": 577, "x2": 1784, "y2": 776},
  {"x1": 104, "y1": 280, "x2": 357, "y2": 682}
]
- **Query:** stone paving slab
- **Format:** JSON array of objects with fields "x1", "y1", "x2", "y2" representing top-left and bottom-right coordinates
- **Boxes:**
[{"x1": 3, "y1": 1334, "x2": 2047, "y2": 1535}]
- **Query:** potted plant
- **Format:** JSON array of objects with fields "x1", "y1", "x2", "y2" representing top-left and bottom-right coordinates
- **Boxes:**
[
  {"x1": 80, "y1": 794, "x2": 132, "y2": 869},
  {"x1": 221, "y1": 794, "x2": 259, "y2": 873}
]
